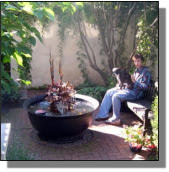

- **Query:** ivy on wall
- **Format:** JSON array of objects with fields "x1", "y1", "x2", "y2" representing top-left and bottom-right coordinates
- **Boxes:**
[
  {"x1": 52, "y1": 2, "x2": 158, "y2": 85},
  {"x1": 136, "y1": 2, "x2": 158, "y2": 79}
]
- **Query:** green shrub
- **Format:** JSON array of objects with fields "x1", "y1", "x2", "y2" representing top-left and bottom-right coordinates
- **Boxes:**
[
  {"x1": 76, "y1": 79, "x2": 116, "y2": 102},
  {"x1": 75, "y1": 81, "x2": 95, "y2": 90},
  {"x1": 2, "y1": 91, "x2": 21, "y2": 104},
  {"x1": 150, "y1": 95, "x2": 158, "y2": 159},
  {"x1": 1, "y1": 63, "x2": 21, "y2": 103},
  {"x1": 151, "y1": 95, "x2": 158, "y2": 147},
  {"x1": 76, "y1": 86, "x2": 107, "y2": 102},
  {"x1": 107, "y1": 76, "x2": 116, "y2": 89},
  {"x1": 1, "y1": 82, "x2": 21, "y2": 103}
]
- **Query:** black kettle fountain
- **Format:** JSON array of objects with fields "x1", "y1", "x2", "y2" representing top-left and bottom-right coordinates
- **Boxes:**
[{"x1": 24, "y1": 54, "x2": 99, "y2": 140}]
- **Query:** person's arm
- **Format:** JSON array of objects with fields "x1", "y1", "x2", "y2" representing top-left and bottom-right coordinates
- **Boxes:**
[
  {"x1": 131, "y1": 74, "x2": 136, "y2": 83},
  {"x1": 134, "y1": 70, "x2": 151, "y2": 90}
]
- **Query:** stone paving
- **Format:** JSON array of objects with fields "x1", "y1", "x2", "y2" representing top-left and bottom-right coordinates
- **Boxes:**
[{"x1": 1, "y1": 90, "x2": 152, "y2": 160}]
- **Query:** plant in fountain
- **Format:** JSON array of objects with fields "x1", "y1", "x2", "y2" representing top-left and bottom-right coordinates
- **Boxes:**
[{"x1": 46, "y1": 53, "x2": 76, "y2": 114}]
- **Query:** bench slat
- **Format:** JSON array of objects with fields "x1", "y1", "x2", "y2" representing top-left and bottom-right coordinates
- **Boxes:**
[{"x1": 127, "y1": 99, "x2": 152, "y2": 121}]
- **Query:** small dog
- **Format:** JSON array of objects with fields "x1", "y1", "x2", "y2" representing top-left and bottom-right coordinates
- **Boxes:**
[{"x1": 112, "y1": 68, "x2": 133, "y2": 90}]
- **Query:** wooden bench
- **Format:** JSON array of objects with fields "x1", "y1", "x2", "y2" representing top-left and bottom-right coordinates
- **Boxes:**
[{"x1": 126, "y1": 80, "x2": 157, "y2": 135}]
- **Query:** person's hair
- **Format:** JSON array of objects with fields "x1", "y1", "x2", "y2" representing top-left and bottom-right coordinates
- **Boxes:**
[{"x1": 132, "y1": 54, "x2": 144, "y2": 61}]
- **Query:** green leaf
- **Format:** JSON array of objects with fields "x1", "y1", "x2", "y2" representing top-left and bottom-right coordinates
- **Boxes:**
[
  {"x1": 5, "y1": 4, "x2": 18, "y2": 11},
  {"x1": 28, "y1": 36, "x2": 36, "y2": 46},
  {"x1": 16, "y1": 45, "x2": 32, "y2": 54},
  {"x1": 1, "y1": 62, "x2": 19, "y2": 99},
  {"x1": 1, "y1": 63, "x2": 18, "y2": 88},
  {"x1": 21, "y1": 80, "x2": 31, "y2": 85},
  {"x1": 30, "y1": 27, "x2": 43, "y2": 43},
  {"x1": 71, "y1": 5, "x2": 76, "y2": 14},
  {"x1": 75, "y1": 2, "x2": 84, "y2": 7},
  {"x1": 33, "y1": 9, "x2": 44, "y2": 21},
  {"x1": 44, "y1": 8, "x2": 55, "y2": 21},
  {"x1": 1, "y1": 79, "x2": 11, "y2": 94},
  {"x1": 1, "y1": 63, "x2": 11, "y2": 81},
  {"x1": 114, "y1": 5, "x2": 118, "y2": 10},
  {"x1": 13, "y1": 52, "x2": 23, "y2": 67},
  {"x1": 22, "y1": 53, "x2": 32, "y2": 58},
  {"x1": 2, "y1": 56, "x2": 10, "y2": 64},
  {"x1": 22, "y1": 3, "x2": 33, "y2": 15}
]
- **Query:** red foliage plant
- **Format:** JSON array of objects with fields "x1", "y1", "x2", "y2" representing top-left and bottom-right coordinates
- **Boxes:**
[{"x1": 46, "y1": 53, "x2": 76, "y2": 113}]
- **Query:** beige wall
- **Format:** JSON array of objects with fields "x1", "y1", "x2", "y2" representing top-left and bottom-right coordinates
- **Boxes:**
[
  {"x1": 11, "y1": 19, "x2": 158, "y2": 88},
  {"x1": 29, "y1": 21, "x2": 105, "y2": 87}
]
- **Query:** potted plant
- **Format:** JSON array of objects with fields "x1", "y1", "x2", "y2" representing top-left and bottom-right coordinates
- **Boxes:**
[
  {"x1": 124, "y1": 125, "x2": 144, "y2": 153},
  {"x1": 144, "y1": 134, "x2": 157, "y2": 150}
]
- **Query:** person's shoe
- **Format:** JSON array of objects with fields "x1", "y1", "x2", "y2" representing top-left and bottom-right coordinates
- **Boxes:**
[
  {"x1": 95, "y1": 115, "x2": 109, "y2": 121},
  {"x1": 105, "y1": 118, "x2": 121, "y2": 126}
]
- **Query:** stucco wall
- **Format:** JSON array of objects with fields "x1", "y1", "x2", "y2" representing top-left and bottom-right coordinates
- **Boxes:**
[
  {"x1": 11, "y1": 19, "x2": 158, "y2": 88},
  {"x1": 29, "y1": 21, "x2": 83, "y2": 87}
]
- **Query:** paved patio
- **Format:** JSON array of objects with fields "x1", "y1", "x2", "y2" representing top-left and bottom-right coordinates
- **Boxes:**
[{"x1": 1, "y1": 90, "x2": 152, "y2": 160}]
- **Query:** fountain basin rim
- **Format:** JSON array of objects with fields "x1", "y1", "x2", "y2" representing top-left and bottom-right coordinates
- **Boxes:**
[
  {"x1": 25, "y1": 94, "x2": 99, "y2": 118},
  {"x1": 75, "y1": 94, "x2": 99, "y2": 110}
]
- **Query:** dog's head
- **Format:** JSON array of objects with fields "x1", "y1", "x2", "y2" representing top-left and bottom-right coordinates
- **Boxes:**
[{"x1": 112, "y1": 67, "x2": 121, "y2": 76}]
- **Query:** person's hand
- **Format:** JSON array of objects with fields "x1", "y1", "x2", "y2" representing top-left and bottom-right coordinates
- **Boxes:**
[{"x1": 131, "y1": 75, "x2": 136, "y2": 83}]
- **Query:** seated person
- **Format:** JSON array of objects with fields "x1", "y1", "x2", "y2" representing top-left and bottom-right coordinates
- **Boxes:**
[{"x1": 95, "y1": 54, "x2": 151, "y2": 126}]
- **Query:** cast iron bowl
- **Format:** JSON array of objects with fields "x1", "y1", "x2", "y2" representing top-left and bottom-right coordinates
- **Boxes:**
[{"x1": 24, "y1": 94, "x2": 99, "y2": 138}]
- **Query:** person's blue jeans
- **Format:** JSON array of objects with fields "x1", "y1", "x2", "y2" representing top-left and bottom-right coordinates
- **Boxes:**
[{"x1": 96, "y1": 87, "x2": 137, "y2": 120}]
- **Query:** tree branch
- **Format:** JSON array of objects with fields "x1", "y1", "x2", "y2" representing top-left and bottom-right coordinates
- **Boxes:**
[
  {"x1": 119, "y1": 2, "x2": 136, "y2": 47},
  {"x1": 76, "y1": 10, "x2": 109, "y2": 85},
  {"x1": 81, "y1": 21, "x2": 97, "y2": 65},
  {"x1": 95, "y1": 8, "x2": 114, "y2": 71},
  {"x1": 150, "y1": 17, "x2": 158, "y2": 27}
]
